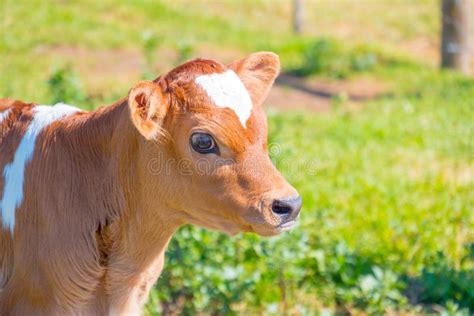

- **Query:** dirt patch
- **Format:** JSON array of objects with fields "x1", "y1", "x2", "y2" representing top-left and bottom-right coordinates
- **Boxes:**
[
  {"x1": 41, "y1": 45, "x2": 143, "y2": 75},
  {"x1": 194, "y1": 44, "x2": 243, "y2": 64},
  {"x1": 265, "y1": 84, "x2": 332, "y2": 112},
  {"x1": 403, "y1": 37, "x2": 439, "y2": 67},
  {"x1": 35, "y1": 45, "x2": 144, "y2": 94},
  {"x1": 34, "y1": 44, "x2": 241, "y2": 94},
  {"x1": 266, "y1": 73, "x2": 389, "y2": 111}
]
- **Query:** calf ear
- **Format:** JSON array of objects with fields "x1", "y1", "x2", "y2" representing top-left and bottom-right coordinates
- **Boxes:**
[
  {"x1": 227, "y1": 52, "x2": 280, "y2": 107},
  {"x1": 128, "y1": 81, "x2": 168, "y2": 140}
]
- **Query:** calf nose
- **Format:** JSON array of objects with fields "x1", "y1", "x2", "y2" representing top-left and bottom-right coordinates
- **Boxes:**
[{"x1": 271, "y1": 196, "x2": 302, "y2": 219}]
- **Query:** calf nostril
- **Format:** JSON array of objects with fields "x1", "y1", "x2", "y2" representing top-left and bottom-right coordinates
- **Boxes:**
[
  {"x1": 271, "y1": 196, "x2": 302, "y2": 216},
  {"x1": 272, "y1": 200, "x2": 293, "y2": 215}
]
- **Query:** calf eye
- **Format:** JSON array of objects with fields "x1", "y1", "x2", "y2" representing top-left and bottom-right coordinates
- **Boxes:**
[{"x1": 190, "y1": 133, "x2": 219, "y2": 154}]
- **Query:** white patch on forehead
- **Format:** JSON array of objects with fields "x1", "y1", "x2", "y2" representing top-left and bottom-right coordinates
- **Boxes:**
[
  {"x1": 0, "y1": 108, "x2": 12, "y2": 124},
  {"x1": 195, "y1": 70, "x2": 252, "y2": 128},
  {"x1": 0, "y1": 103, "x2": 80, "y2": 234}
]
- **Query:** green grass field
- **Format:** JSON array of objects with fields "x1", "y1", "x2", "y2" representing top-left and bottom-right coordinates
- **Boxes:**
[{"x1": 1, "y1": 0, "x2": 473, "y2": 314}]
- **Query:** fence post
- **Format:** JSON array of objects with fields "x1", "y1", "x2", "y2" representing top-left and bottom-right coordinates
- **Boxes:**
[{"x1": 440, "y1": 0, "x2": 472, "y2": 74}]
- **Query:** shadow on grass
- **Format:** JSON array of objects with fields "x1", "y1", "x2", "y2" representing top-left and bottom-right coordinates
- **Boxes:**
[{"x1": 403, "y1": 244, "x2": 474, "y2": 312}]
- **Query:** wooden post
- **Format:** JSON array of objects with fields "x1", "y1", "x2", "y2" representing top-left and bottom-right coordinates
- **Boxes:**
[
  {"x1": 293, "y1": 0, "x2": 303, "y2": 34},
  {"x1": 441, "y1": 0, "x2": 472, "y2": 74}
]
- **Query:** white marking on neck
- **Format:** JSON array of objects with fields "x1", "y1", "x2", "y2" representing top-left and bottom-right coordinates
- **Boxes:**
[
  {"x1": 0, "y1": 108, "x2": 12, "y2": 124},
  {"x1": 195, "y1": 70, "x2": 253, "y2": 128},
  {"x1": 0, "y1": 103, "x2": 80, "y2": 234}
]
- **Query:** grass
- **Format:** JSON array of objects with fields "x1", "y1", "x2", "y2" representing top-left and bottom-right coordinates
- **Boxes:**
[
  {"x1": 273, "y1": 73, "x2": 473, "y2": 271},
  {"x1": 1, "y1": 0, "x2": 473, "y2": 314},
  {"x1": 0, "y1": 0, "x2": 448, "y2": 102}
]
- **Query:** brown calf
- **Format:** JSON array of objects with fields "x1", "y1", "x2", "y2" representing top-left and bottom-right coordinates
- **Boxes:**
[{"x1": 0, "y1": 52, "x2": 301, "y2": 314}]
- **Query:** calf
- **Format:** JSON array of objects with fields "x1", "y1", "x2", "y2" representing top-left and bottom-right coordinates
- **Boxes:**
[{"x1": 0, "y1": 52, "x2": 301, "y2": 315}]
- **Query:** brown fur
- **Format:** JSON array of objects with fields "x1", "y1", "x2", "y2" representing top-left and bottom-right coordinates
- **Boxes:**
[{"x1": 0, "y1": 52, "x2": 298, "y2": 314}]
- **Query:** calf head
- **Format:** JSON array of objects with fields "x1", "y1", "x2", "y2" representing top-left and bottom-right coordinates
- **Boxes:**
[{"x1": 128, "y1": 52, "x2": 301, "y2": 236}]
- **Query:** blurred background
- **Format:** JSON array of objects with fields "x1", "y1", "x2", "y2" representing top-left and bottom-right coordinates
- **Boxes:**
[{"x1": 1, "y1": 0, "x2": 473, "y2": 314}]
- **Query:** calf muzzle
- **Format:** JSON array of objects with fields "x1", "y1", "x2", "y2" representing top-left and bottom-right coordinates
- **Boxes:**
[{"x1": 271, "y1": 196, "x2": 302, "y2": 221}]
